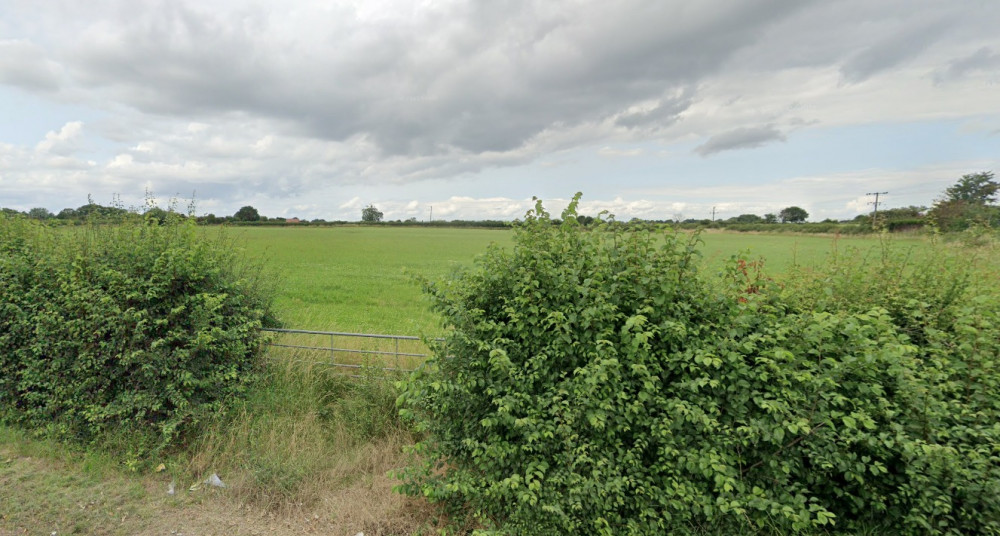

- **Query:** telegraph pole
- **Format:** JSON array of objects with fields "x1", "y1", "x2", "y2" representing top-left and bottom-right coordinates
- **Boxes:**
[
  {"x1": 711, "y1": 206, "x2": 716, "y2": 222},
  {"x1": 866, "y1": 191, "x2": 888, "y2": 226}
]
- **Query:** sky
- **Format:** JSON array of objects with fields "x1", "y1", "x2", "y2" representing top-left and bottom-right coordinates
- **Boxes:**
[{"x1": 1, "y1": 0, "x2": 999, "y2": 222}]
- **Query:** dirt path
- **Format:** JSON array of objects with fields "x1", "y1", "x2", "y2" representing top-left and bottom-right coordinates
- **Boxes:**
[{"x1": 0, "y1": 447, "x2": 430, "y2": 536}]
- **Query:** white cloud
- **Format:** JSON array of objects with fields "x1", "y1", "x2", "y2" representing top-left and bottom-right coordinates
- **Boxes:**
[
  {"x1": 35, "y1": 121, "x2": 83, "y2": 155},
  {"x1": 338, "y1": 196, "x2": 362, "y2": 210}
]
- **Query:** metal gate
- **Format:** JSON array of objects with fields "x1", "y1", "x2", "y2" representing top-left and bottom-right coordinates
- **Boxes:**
[{"x1": 261, "y1": 328, "x2": 439, "y2": 374}]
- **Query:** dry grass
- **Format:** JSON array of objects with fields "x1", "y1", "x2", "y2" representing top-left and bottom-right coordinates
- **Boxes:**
[
  {"x1": 0, "y1": 345, "x2": 441, "y2": 536},
  {"x1": 0, "y1": 429, "x2": 435, "y2": 536}
]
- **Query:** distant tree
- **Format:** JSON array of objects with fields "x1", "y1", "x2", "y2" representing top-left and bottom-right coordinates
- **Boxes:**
[
  {"x1": 27, "y1": 207, "x2": 54, "y2": 220},
  {"x1": 144, "y1": 207, "x2": 169, "y2": 224},
  {"x1": 730, "y1": 214, "x2": 763, "y2": 224},
  {"x1": 931, "y1": 171, "x2": 999, "y2": 231},
  {"x1": 233, "y1": 205, "x2": 261, "y2": 222},
  {"x1": 878, "y1": 206, "x2": 927, "y2": 220},
  {"x1": 944, "y1": 171, "x2": 998, "y2": 204},
  {"x1": 361, "y1": 204, "x2": 383, "y2": 223},
  {"x1": 763, "y1": 213, "x2": 778, "y2": 224},
  {"x1": 779, "y1": 206, "x2": 808, "y2": 223},
  {"x1": 56, "y1": 208, "x2": 78, "y2": 220},
  {"x1": 75, "y1": 203, "x2": 127, "y2": 220},
  {"x1": 1, "y1": 208, "x2": 23, "y2": 218}
]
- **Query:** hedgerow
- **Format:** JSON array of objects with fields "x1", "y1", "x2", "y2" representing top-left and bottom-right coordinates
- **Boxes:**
[
  {"x1": 397, "y1": 195, "x2": 1000, "y2": 535},
  {"x1": 0, "y1": 211, "x2": 276, "y2": 458}
]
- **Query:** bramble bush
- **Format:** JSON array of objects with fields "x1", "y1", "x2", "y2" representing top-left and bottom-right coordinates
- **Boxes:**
[
  {"x1": 0, "y1": 210, "x2": 276, "y2": 458},
  {"x1": 396, "y1": 195, "x2": 1000, "y2": 535}
]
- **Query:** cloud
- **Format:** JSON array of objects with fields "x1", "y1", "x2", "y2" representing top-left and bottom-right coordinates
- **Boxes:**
[
  {"x1": 840, "y1": 20, "x2": 948, "y2": 83},
  {"x1": 18, "y1": 0, "x2": 814, "y2": 158},
  {"x1": 598, "y1": 146, "x2": 643, "y2": 158},
  {"x1": 35, "y1": 121, "x2": 84, "y2": 155},
  {"x1": 695, "y1": 125, "x2": 786, "y2": 156},
  {"x1": 614, "y1": 88, "x2": 693, "y2": 130},
  {"x1": 338, "y1": 197, "x2": 362, "y2": 210},
  {"x1": 1, "y1": 0, "x2": 999, "y2": 220},
  {"x1": 0, "y1": 39, "x2": 63, "y2": 91},
  {"x1": 934, "y1": 47, "x2": 1000, "y2": 84}
]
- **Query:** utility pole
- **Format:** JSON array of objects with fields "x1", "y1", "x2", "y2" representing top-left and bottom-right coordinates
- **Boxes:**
[
  {"x1": 429, "y1": 205, "x2": 433, "y2": 222},
  {"x1": 866, "y1": 191, "x2": 888, "y2": 226},
  {"x1": 711, "y1": 206, "x2": 716, "y2": 222}
]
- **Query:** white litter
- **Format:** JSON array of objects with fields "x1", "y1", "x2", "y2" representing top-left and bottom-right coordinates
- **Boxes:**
[
  {"x1": 204, "y1": 473, "x2": 227, "y2": 488},
  {"x1": 167, "y1": 481, "x2": 176, "y2": 495}
]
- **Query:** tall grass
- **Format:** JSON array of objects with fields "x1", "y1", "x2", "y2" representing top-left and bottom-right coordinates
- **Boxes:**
[{"x1": 183, "y1": 349, "x2": 410, "y2": 509}]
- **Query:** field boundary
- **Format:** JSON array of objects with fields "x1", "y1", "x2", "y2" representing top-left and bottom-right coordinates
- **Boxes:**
[{"x1": 261, "y1": 327, "x2": 440, "y2": 374}]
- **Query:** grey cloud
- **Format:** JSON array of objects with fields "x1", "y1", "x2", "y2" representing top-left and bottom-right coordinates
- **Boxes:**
[
  {"x1": 615, "y1": 88, "x2": 693, "y2": 130},
  {"x1": 840, "y1": 19, "x2": 949, "y2": 83},
  {"x1": 44, "y1": 0, "x2": 811, "y2": 157},
  {"x1": 0, "y1": 40, "x2": 62, "y2": 91},
  {"x1": 934, "y1": 47, "x2": 1000, "y2": 83},
  {"x1": 695, "y1": 125, "x2": 786, "y2": 156},
  {"x1": 3, "y1": 0, "x2": 998, "y2": 214}
]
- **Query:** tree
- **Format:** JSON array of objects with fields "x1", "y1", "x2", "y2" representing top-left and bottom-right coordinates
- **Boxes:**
[
  {"x1": 730, "y1": 213, "x2": 763, "y2": 224},
  {"x1": 944, "y1": 171, "x2": 998, "y2": 204},
  {"x1": 763, "y1": 213, "x2": 778, "y2": 224},
  {"x1": 233, "y1": 205, "x2": 260, "y2": 222},
  {"x1": 144, "y1": 207, "x2": 169, "y2": 224},
  {"x1": 779, "y1": 206, "x2": 809, "y2": 223},
  {"x1": 361, "y1": 204, "x2": 383, "y2": 223},
  {"x1": 931, "y1": 171, "x2": 999, "y2": 231},
  {"x1": 27, "y1": 207, "x2": 54, "y2": 220},
  {"x1": 56, "y1": 208, "x2": 78, "y2": 220}
]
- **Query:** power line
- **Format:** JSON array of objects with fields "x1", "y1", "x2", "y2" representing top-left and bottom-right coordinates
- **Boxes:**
[{"x1": 866, "y1": 191, "x2": 888, "y2": 225}]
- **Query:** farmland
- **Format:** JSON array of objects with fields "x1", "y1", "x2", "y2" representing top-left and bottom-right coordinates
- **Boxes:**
[
  {"x1": 233, "y1": 225, "x2": 927, "y2": 335},
  {"x1": 2, "y1": 222, "x2": 998, "y2": 535}
]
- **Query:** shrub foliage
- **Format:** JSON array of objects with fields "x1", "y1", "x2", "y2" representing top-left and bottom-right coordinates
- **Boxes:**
[
  {"x1": 0, "y1": 212, "x2": 276, "y2": 455},
  {"x1": 397, "y1": 195, "x2": 1000, "y2": 535}
]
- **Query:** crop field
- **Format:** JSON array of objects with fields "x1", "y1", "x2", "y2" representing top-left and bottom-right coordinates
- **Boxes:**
[{"x1": 234, "y1": 225, "x2": 927, "y2": 335}]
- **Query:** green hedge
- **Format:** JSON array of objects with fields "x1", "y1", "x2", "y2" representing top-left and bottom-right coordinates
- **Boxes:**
[
  {"x1": 0, "y1": 213, "x2": 276, "y2": 455},
  {"x1": 397, "y1": 195, "x2": 1000, "y2": 535}
]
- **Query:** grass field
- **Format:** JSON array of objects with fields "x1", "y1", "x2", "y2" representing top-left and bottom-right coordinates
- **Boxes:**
[
  {"x1": 230, "y1": 226, "x2": 513, "y2": 335},
  {"x1": 233, "y1": 225, "x2": 926, "y2": 334}
]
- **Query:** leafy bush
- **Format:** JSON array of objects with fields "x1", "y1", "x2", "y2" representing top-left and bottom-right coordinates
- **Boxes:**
[
  {"x1": 396, "y1": 195, "x2": 1000, "y2": 535},
  {"x1": 0, "y1": 211, "x2": 276, "y2": 457}
]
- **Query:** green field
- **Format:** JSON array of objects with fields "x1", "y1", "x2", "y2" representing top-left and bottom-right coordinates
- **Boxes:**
[
  {"x1": 231, "y1": 226, "x2": 512, "y2": 334},
  {"x1": 234, "y1": 226, "x2": 928, "y2": 335}
]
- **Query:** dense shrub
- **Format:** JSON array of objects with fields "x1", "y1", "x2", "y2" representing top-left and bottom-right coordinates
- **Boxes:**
[
  {"x1": 720, "y1": 222, "x2": 870, "y2": 234},
  {"x1": 883, "y1": 218, "x2": 926, "y2": 232},
  {"x1": 0, "y1": 212, "x2": 276, "y2": 456},
  {"x1": 397, "y1": 195, "x2": 1000, "y2": 534}
]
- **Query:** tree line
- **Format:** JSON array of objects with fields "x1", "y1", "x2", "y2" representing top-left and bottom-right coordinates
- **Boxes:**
[{"x1": 3, "y1": 171, "x2": 996, "y2": 232}]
